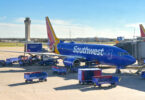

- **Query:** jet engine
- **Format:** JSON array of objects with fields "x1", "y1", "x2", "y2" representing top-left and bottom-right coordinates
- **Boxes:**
[{"x1": 63, "y1": 57, "x2": 80, "y2": 67}]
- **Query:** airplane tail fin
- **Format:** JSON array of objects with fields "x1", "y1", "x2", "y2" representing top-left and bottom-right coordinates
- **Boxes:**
[
  {"x1": 139, "y1": 24, "x2": 145, "y2": 37},
  {"x1": 46, "y1": 16, "x2": 60, "y2": 54}
]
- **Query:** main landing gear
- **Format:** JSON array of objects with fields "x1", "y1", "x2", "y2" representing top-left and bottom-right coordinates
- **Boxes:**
[{"x1": 115, "y1": 68, "x2": 121, "y2": 74}]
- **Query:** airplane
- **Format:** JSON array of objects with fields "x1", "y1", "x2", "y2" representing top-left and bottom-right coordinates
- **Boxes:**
[{"x1": 45, "y1": 16, "x2": 136, "y2": 74}]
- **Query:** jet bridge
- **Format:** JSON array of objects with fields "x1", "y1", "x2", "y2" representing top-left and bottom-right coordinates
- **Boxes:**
[{"x1": 115, "y1": 39, "x2": 145, "y2": 65}]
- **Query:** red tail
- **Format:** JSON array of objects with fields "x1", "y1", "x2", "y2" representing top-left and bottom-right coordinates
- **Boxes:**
[
  {"x1": 140, "y1": 24, "x2": 145, "y2": 37},
  {"x1": 46, "y1": 17, "x2": 55, "y2": 50}
]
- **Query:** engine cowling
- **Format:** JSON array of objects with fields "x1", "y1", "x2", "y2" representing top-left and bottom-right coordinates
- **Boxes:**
[{"x1": 63, "y1": 57, "x2": 80, "y2": 67}]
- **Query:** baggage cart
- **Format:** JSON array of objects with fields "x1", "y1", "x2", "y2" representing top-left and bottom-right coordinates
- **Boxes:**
[
  {"x1": 6, "y1": 57, "x2": 19, "y2": 66},
  {"x1": 5, "y1": 59, "x2": 13, "y2": 66},
  {"x1": 0, "y1": 60, "x2": 6, "y2": 66},
  {"x1": 18, "y1": 56, "x2": 31, "y2": 66},
  {"x1": 141, "y1": 71, "x2": 145, "y2": 78},
  {"x1": 78, "y1": 68, "x2": 102, "y2": 84},
  {"x1": 92, "y1": 75, "x2": 119, "y2": 87},
  {"x1": 52, "y1": 66, "x2": 67, "y2": 75},
  {"x1": 24, "y1": 72, "x2": 48, "y2": 83}
]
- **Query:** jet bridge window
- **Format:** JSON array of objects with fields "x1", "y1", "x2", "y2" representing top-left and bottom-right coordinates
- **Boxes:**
[{"x1": 118, "y1": 52, "x2": 129, "y2": 56}]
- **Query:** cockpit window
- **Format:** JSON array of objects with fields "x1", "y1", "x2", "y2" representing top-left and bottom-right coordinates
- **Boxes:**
[{"x1": 118, "y1": 52, "x2": 129, "y2": 56}]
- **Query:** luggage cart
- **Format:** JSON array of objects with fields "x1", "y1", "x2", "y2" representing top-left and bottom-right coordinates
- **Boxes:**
[
  {"x1": 5, "y1": 57, "x2": 19, "y2": 66},
  {"x1": 24, "y1": 72, "x2": 48, "y2": 83},
  {"x1": 92, "y1": 75, "x2": 119, "y2": 88},
  {"x1": 141, "y1": 71, "x2": 145, "y2": 78},
  {"x1": 39, "y1": 55, "x2": 58, "y2": 66},
  {"x1": 52, "y1": 66, "x2": 67, "y2": 75},
  {"x1": 78, "y1": 68, "x2": 102, "y2": 84},
  {"x1": 0, "y1": 60, "x2": 6, "y2": 66},
  {"x1": 5, "y1": 59, "x2": 13, "y2": 66},
  {"x1": 18, "y1": 56, "x2": 31, "y2": 66}
]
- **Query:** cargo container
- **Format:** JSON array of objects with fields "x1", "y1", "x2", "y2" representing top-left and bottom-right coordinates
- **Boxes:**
[
  {"x1": 26, "y1": 43, "x2": 42, "y2": 52},
  {"x1": 78, "y1": 68, "x2": 101, "y2": 84}
]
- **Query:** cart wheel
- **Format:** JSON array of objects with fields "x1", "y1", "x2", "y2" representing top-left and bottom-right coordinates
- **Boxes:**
[
  {"x1": 39, "y1": 79, "x2": 43, "y2": 82},
  {"x1": 25, "y1": 80, "x2": 28, "y2": 83},
  {"x1": 98, "y1": 84, "x2": 101, "y2": 88},
  {"x1": 93, "y1": 83, "x2": 96, "y2": 87},
  {"x1": 79, "y1": 81, "x2": 81, "y2": 84},
  {"x1": 84, "y1": 82, "x2": 87, "y2": 85},
  {"x1": 30, "y1": 80, "x2": 33, "y2": 83},
  {"x1": 44, "y1": 79, "x2": 47, "y2": 82},
  {"x1": 82, "y1": 82, "x2": 85, "y2": 85},
  {"x1": 111, "y1": 83, "x2": 116, "y2": 87}
]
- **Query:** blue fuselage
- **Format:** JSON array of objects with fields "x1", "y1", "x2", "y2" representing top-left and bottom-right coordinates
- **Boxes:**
[{"x1": 57, "y1": 42, "x2": 136, "y2": 67}]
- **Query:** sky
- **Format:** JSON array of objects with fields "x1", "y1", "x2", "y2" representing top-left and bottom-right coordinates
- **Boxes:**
[{"x1": 0, "y1": 0, "x2": 145, "y2": 39}]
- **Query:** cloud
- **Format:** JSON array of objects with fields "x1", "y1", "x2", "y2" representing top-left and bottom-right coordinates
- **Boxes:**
[
  {"x1": 15, "y1": 17, "x2": 25, "y2": 23},
  {"x1": 124, "y1": 23, "x2": 145, "y2": 37},
  {"x1": 0, "y1": 22, "x2": 46, "y2": 38},
  {"x1": 125, "y1": 23, "x2": 142, "y2": 28},
  {"x1": 0, "y1": 18, "x2": 141, "y2": 39},
  {"x1": 0, "y1": 23, "x2": 25, "y2": 38},
  {"x1": 0, "y1": 16, "x2": 7, "y2": 20},
  {"x1": 15, "y1": 17, "x2": 44, "y2": 24},
  {"x1": 51, "y1": 19, "x2": 71, "y2": 25}
]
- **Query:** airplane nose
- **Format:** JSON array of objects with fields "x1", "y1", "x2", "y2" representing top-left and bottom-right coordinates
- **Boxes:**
[{"x1": 128, "y1": 56, "x2": 136, "y2": 65}]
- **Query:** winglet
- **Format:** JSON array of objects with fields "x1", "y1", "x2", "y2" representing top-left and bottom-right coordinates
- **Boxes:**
[{"x1": 139, "y1": 24, "x2": 145, "y2": 37}]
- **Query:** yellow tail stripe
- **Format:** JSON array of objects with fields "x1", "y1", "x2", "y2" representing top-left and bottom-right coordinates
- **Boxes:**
[{"x1": 46, "y1": 16, "x2": 60, "y2": 54}]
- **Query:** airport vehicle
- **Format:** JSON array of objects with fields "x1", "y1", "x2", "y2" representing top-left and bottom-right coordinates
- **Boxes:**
[
  {"x1": 18, "y1": 55, "x2": 40, "y2": 66},
  {"x1": 78, "y1": 68, "x2": 102, "y2": 84},
  {"x1": 141, "y1": 71, "x2": 145, "y2": 78},
  {"x1": 5, "y1": 57, "x2": 19, "y2": 66},
  {"x1": 92, "y1": 75, "x2": 119, "y2": 87},
  {"x1": 28, "y1": 55, "x2": 40, "y2": 64},
  {"x1": 52, "y1": 66, "x2": 67, "y2": 75},
  {"x1": 18, "y1": 56, "x2": 31, "y2": 66},
  {"x1": 45, "y1": 17, "x2": 136, "y2": 73},
  {"x1": 24, "y1": 72, "x2": 48, "y2": 83},
  {"x1": 39, "y1": 56, "x2": 58, "y2": 66},
  {"x1": 0, "y1": 60, "x2": 6, "y2": 66}
]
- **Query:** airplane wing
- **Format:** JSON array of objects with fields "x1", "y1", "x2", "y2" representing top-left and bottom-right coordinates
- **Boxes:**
[{"x1": 0, "y1": 50, "x2": 86, "y2": 60}]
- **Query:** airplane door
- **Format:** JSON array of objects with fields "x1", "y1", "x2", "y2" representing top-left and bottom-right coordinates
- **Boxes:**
[{"x1": 107, "y1": 49, "x2": 113, "y2": 60}]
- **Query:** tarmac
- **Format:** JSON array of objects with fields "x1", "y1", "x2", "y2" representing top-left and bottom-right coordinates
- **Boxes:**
[{"x1": 0, "y1": 47, "x2": 145, "y2": 100}]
